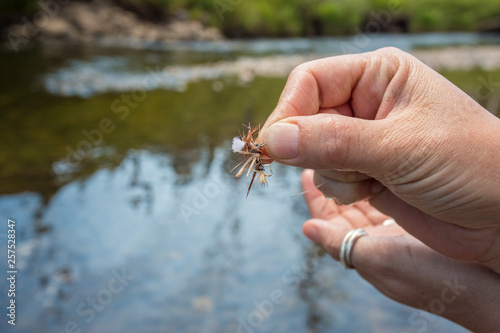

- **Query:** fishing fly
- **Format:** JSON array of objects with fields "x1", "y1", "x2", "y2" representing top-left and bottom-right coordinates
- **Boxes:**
[{"x1": 231, "y1": 123, "x2": 273, "y2": 197}]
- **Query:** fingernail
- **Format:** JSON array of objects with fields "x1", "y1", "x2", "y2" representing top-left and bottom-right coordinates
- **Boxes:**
[
  {"x1": 265, "y1": 122, "x2": 299, "y2": 160},
  {"x1": 303, "y1": 169, "x2": 314, "y2": 177},
  {"x1": 303, "y1": 221, "x2": 320, "y2": 243}
]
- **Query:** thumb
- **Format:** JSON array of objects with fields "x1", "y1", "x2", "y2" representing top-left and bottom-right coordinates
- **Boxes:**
[{"x1": 264, "y1": 113, "x2": 391, "y2": 172}]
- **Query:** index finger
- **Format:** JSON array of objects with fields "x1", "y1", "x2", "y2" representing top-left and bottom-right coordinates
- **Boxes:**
[
  {"x1": 259, "y1": 53, "x2": 365, "y2": 137},
  {"x1": 258, "y1": 48, "x2": 405, "y2": 141}
]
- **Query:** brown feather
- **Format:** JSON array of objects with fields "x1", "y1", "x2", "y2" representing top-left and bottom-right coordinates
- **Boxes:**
[
  {"x1": 231, "y1": 123, "x2": 273, "y2": 197},
  {"x1": 246, "y1": 172, "x2": 257, "y2": 198}
]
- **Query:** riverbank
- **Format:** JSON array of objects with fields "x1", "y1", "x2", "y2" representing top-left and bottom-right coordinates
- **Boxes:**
[
  {"x1": 144, "y1": 45, "x2": 500, "y2": 86},
  {"x1": 6, "y1": 0, "x2": 222, "y2": 51},
  {"x1": 3, "y1": 0, "x2": 500, "y2": 50},
  {"x1": 413, "y1": 45, "x2": 500, "y2": 71},
  {"x1": 40, "y1": 41, "x2": 500, "y2": 98}
]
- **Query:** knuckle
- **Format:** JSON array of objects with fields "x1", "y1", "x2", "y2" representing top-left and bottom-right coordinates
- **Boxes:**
[
  {"x1": 322, "y1": 236, "x2": 340, "y2": 258},
  {"x1": 282, "y1": 63, "x2": 321, "y2": 115},
  {"x1": 289, "y1": 61, "x2": 312, "y2": 79},
  {"x1": 289, "y1": 59, "x2": 323, "y2": 86},
  {"x1": 372, "y1": 46, "x2": 414, "y2": 75},
  {"x1": 376, "y1": 46, "x2": 407, "y2": 60}
]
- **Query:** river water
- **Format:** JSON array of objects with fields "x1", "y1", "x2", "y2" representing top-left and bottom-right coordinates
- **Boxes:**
[{"x1": 1, "y1": 33, "x2": 499, "y2": 333}]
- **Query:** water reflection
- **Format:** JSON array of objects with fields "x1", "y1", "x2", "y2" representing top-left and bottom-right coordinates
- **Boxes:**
[{"x1": 0, "y1": 148, "x2": 468, "y2": 333}]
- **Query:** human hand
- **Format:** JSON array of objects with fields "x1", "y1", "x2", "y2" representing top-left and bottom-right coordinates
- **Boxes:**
[
  {"x1": 260, "y1": 48, "x2": 500, "y2": 273},
  {"x1": 300, "y1": 169, "x2": 500, "y2": 332}
]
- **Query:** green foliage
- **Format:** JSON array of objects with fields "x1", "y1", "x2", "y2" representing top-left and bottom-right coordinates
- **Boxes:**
[
  {"x1": 0, "y1": 0, "x2": 38, "y2": 15},
  {"x1": 2, "y1": 0, "x2": 500, "y2": 36},
  {"x1": 179, "y1": 0, "x2": 500, "y2": 36},
  {"x1": 313, "y1": 0, "x2": 367, "y2": 35},
  {"x1": 409, "y1": 0, "x2": 500, "y2": 31}
]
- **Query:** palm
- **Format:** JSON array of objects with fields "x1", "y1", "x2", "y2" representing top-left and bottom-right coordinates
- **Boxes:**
[
  {"x1": 302, "y1": 170, "x2": 406, "y2": 237},
  {"x1": 301, "y1": 171, "x2": 500, "y2": 333},
  {"x1": 370, "y1": 188, "x2": 500, "y2": 268},
  {"x1": 302, "y1": 168, "x2": 500, "y2": 273}
]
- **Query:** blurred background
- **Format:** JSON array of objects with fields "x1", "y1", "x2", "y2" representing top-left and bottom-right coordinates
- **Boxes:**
[{"x1": 1, "y1": 0, "x2": 500, "y2": 332}]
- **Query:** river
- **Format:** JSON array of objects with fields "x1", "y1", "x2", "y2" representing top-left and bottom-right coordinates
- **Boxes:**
[{"x1": 1, "y1": 32, "x2": 499, "y2": 332}]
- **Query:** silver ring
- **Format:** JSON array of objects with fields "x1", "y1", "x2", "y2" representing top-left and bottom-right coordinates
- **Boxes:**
[{"x1": 339, "y1": 228, "x2": 367, "y2": 269}]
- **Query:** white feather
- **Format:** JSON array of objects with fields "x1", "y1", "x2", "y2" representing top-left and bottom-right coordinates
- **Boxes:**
[{"x1": 232, "y1": 137, "x2": 245, "y2": 152}]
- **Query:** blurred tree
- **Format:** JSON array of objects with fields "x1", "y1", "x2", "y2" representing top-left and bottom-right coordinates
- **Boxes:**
[{"x1": 1, "y1": 0, "x2": 500, "y2": 38}]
